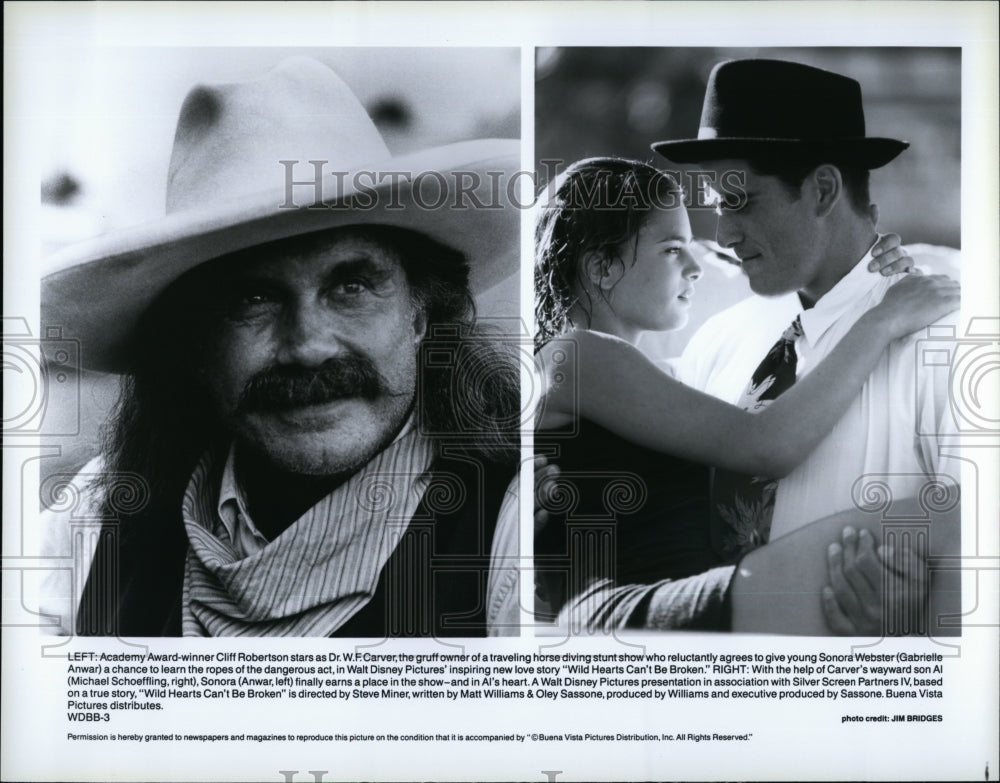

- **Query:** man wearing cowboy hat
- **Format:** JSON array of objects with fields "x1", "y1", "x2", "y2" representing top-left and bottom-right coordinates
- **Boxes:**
[
  {"x1": 39, "y1": 57, "x2": 522, "y2": 637},
  {"x1": 654, "y1": 58, "x2": 961, "y2": 633}
]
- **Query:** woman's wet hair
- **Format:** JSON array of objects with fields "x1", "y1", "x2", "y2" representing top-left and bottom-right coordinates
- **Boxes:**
[{"x1": 534, "y1": 157, "x2": 683, "y2": 350}]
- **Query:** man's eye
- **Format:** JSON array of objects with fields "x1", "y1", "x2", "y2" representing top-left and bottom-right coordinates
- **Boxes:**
[
  {"x1": 221, "y1": 287, "x2": 279, "y2": 319},
  {"x1": 239, "y1": 292, "x2": 273, "y2": 305},
  {"x1": 229, "y1": 289, "x2": 277, "y2": 310},
  {"x1": 332, "y1": 280, "x2": 371, "y2": 296}
]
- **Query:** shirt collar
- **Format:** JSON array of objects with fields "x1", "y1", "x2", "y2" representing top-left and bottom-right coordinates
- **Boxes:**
[
  {"x1": 797, "y1": 235, "x2": 888, "y2": 348},
  {"x1": 216, "y1": 446, "x2": 258, "y2": 543}
]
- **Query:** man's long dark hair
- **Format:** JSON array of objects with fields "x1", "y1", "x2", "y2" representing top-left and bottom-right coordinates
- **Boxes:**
[{"x1": 93, "y1": 224, "x2": 521, "y2": 532}]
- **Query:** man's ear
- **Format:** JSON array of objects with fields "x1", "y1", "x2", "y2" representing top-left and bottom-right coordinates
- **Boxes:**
[
  {"x1": 581, "y1": 250, "x2": 622, "y2": 291},
  {"x1": 412, "y1": 304, "x2": 428, "y2": 343},
  {"x1": 809, "y1": 164, "x2": 843, "y2": 218}
]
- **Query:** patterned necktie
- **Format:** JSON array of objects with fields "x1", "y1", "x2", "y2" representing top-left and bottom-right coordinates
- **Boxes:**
[{"x1": 710, "y1": 315, "x2": 804, "y2": 561}]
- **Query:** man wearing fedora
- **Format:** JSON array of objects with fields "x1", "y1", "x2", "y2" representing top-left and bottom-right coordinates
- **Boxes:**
[
  {"x1": 654, "y1": 58, "x2": 960, "y2": 633},
  {"x1": 547, "y1": 58, "x2": 959, "y2": 636},
  {"x1": 39, "y1": 57, "x2": 522, "y2": 637}
]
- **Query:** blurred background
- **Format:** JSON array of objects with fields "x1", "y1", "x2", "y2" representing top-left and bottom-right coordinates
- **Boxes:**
[
  {"x1": 535, "y1": 47, "x2": 961, "y2": 358},
  {"x1": 41, "y1": 47, "x2": 520, "y2": 253},
  {"x1": 36, "y1": 47, "x2": 520, "y2": 485}
]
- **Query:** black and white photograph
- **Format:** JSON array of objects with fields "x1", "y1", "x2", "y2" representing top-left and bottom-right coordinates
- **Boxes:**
[
  {"x1": 3, "y1": 3, "x2": 998, "y2": 782},
  {"x1": 533, "y1": 47, "x2": 964, "y2": 637}
]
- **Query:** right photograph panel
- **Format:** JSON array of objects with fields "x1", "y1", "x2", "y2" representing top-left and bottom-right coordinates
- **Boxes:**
[{"x1": 533, "y1": 47, "x2": 962, "y2": 637}]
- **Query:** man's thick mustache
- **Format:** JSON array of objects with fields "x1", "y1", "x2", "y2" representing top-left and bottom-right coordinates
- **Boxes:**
[{"x1": 236, "y1": 357, "x2": 389, "y2": 413}]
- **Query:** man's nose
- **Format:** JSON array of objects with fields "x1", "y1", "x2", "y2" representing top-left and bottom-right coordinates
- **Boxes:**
[
  {"x1": 715, "y1": 211, "x2": 742, "y2": 249},
  {"x1": 275, "y1": 299, "x2": 345, "y2": 366}
]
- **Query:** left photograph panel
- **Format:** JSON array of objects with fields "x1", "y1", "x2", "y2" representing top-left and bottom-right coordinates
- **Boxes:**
[{"x1": 28, "y1": 47, "x2": 523, "y2": 638}]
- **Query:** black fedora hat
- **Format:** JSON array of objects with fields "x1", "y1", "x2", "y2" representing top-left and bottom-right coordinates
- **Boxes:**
[{"x1": 652, "y1": 59, "x2": 908, "y2": 169}]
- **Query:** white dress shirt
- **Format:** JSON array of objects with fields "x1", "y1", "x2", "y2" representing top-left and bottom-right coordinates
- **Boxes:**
[{"x1": 677, "y1": 246, "x2": 960, "y2": 540}]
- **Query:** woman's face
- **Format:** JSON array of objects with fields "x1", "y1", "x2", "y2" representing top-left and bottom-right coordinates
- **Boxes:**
[{"x1": 606, "y1": 205, "x2": 702, "y2": 334}]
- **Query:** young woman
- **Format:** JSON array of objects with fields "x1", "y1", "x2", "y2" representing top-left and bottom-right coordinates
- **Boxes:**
[{"x1": 534, "y1": 157, "x2": 959, "y2": 633}]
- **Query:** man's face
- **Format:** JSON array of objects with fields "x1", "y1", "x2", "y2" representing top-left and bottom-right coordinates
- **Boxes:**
[
  {"x1": 706, "y1": 160, "x2": 824, "y2": 297},
  {"x1": 199, "y1": 228, "x2": 425, "y2": 477}
]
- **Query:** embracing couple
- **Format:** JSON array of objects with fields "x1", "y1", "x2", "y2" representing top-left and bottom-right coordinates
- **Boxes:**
[{"x1": 534, "y1": 58, "x2": 961, "y2": 636}]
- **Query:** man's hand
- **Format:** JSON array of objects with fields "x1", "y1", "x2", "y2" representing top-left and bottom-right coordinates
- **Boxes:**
[{"x1": 821, "y1": 526, "x2": 929, "y2": 635}]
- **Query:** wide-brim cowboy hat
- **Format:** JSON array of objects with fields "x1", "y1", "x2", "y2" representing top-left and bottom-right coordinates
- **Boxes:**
[
  {"x1": 653, "y1": 58, "x2": 908, "y2": 169},
  {"x1": 42, "y1": 57, "x2": 520, "y2": 373}
]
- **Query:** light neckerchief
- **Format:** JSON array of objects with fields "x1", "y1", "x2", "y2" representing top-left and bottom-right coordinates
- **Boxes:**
[{"x1": 180, "y1": 423, "x2": 434, "y2": 636}]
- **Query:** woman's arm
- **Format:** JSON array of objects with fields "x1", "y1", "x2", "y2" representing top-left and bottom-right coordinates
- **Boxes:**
[{"x1": 537, "y1": 273, "x2": 958, "y2": 476}]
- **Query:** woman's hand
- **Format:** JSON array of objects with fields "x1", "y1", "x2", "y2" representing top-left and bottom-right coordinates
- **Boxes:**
[
  {"x1": 870, "y1": 272, "x2": 960, "y2": 341},
  {"x1": 867, "y1": 233, "x2": 915, "y2": 276}
]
